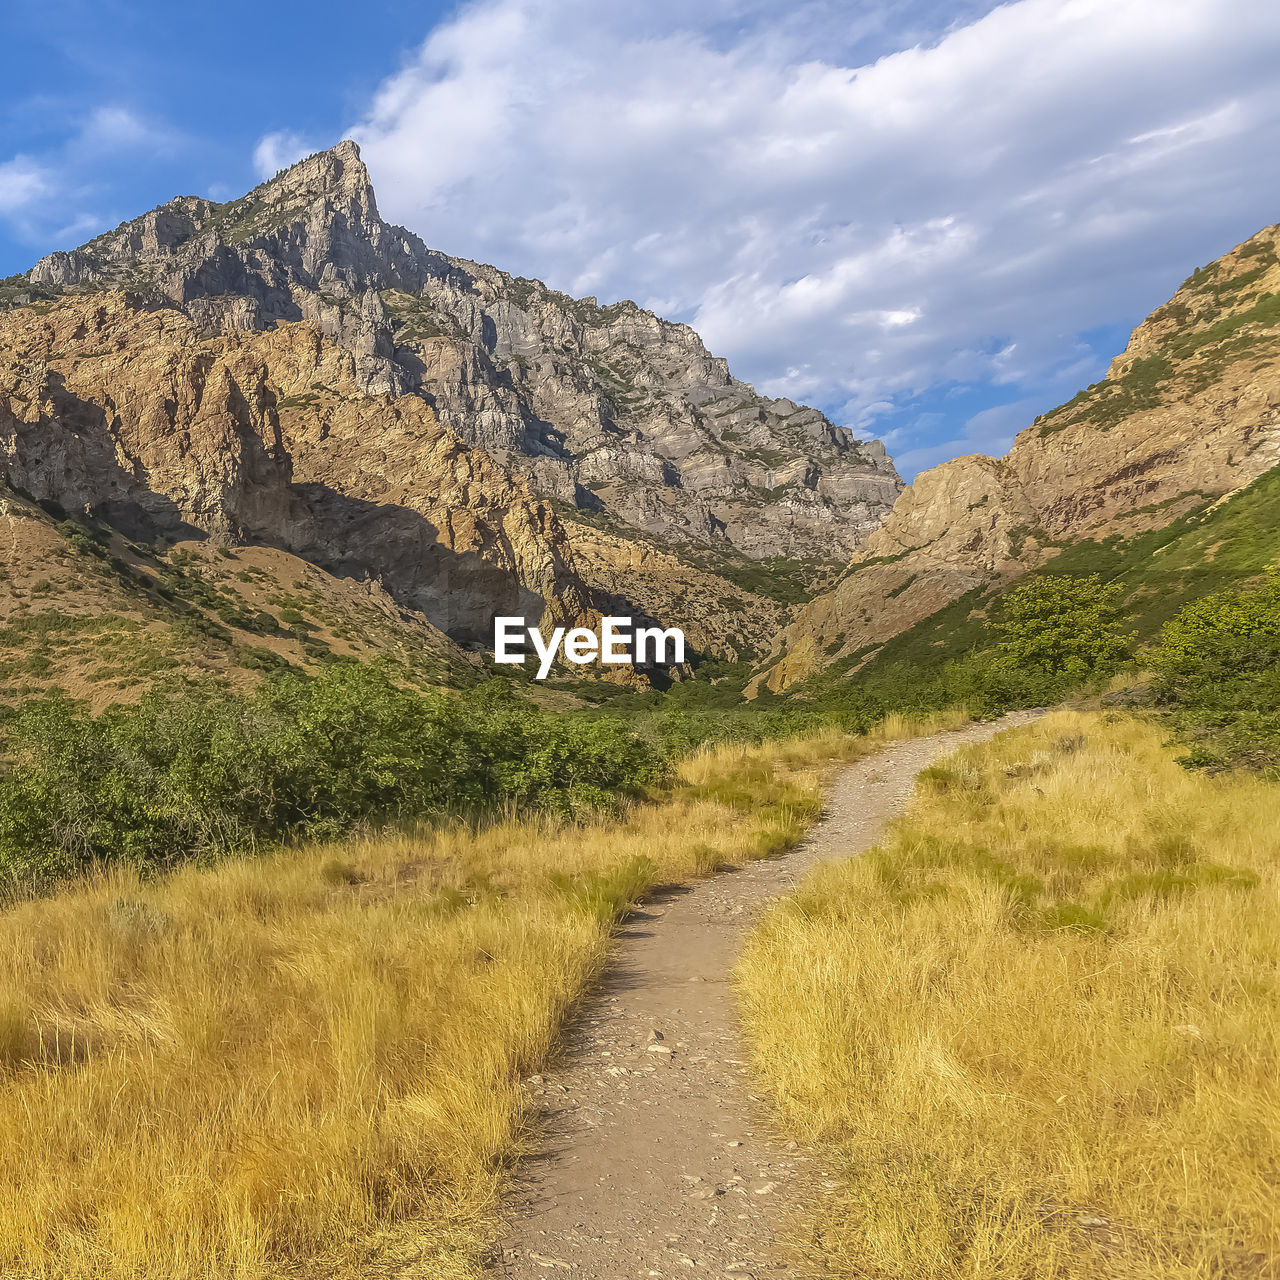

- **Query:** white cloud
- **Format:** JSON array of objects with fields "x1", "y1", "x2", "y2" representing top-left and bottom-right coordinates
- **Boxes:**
[
  {"x1": 252, "y1": 130, "x2": 316, "y2": 181},
  {"x1": 0, "y1": 104, "x2": 184, "y2": 251},
  {"x1": 75, "y1": 106, "x2": 181, "y2": 156},
  {"x1": 348, "y1": 0, "x2": 1280, "y2": 475},
  {"x1": 0, "y1": 157, "x2": 49, "y2": 215},
  {"x1": 894, "y1": 398, "x2": 1045, "y2": 477}
]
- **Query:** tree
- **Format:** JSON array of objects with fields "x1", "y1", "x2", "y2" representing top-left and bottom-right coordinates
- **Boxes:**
[
  {"x1": 1147, "y1": 572, "x2": 1280, "y2": 696},
  {"x1": 991, "y1": 575, "x2": 1131, "y2": 676},
  {"x1": 1145, "y1": 573, "x2": 1280, "y2": 772}
]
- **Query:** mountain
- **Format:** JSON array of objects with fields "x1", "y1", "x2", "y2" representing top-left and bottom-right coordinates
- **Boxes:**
[
  {"x1": 16, "y1": 138, "x2": 1271, "y2": 708},
  {"x1": 0, "y1": 483, "x2": 478, "y2": 709},
  {"x1": 1, "y1": 142, "x2": 900, "y2": 667},
  {"x1": 757, "y1": 220, "x2": 1280, "y2": 691}
]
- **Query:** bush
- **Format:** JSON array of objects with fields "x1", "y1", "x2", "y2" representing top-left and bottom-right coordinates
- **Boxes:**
[
  {"x1": 0, "y1": 666, "x2": 666, "y2": 878},
  {"x1": 1146, "y1": 573, "x2": 1280, "y2": 771},
  {"x1": 992, "y1": 574, "x2": 1131, "y2": 676}
]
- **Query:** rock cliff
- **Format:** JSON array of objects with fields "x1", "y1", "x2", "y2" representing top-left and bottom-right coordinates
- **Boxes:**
[
  {"x1": 1, "y1": 141, "x2": 901, "y2": 659},
  {"x1": 759, "y1": 222, "x2": 1280, "y2": 690},
  {"x1": 0, "y1": 294, "x2": 589, "y2": 645}
]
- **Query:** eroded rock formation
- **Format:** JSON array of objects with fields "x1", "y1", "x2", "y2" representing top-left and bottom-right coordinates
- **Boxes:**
[{"x1": 0, "y1": 140, "x2": 901, "y2": 654}]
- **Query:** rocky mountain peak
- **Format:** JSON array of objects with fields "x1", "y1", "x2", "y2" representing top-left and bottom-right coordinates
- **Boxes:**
[
  {"x1": 3, "y1": 144, "x2": 905, "y2": 660},
  {"x1": 22, "y1": 139, "x2": 417, "y2": 319},
  {"x1": 252, "y1": 138, "x2": 377, "y2": 218}
]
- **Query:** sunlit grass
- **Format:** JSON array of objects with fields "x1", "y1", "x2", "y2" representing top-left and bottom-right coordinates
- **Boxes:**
[
  {"x1": 0, "y1": 707, "x2": 966, "y2": 1278},
  {"x1": 737, "y1": 710, "x2": 1280, "y2": 1278}
]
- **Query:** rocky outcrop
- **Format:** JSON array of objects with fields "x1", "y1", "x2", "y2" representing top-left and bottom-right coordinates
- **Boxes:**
[
  {"x1": 759, "y1": 222, "x2": 1280, "y2": 690},
  {"x1": 564, "y1": 524, "x2": 792, "y2": 662},
  {"x1": 22, "y1": 142, "x2": 420, "y2": 399},
  {"x1": 388, "y1": 268, "x2": 901, "y2": 562},
  {"x1": 7, "y1": 141, "x2": 901, "y2": 605},
  {"x1": 0, "y1": 294, "x2": 590, "y2": 643}
]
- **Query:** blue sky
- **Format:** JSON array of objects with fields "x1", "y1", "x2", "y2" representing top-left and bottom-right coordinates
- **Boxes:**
[{"x1": 4, "y1": 0, "x2": 1280, "y2": 479}]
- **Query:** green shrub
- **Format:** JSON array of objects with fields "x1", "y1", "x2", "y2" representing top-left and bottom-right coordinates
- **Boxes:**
[
  {"x1": 0, "y1": 667, "x2": 666, "y2": 879},
  {"x1": 1146, "y1": 573, "x2": 1280, "y2": 772},
  {"x1": 991, "y1": 575, "x2": 1131, "y2": 676}
]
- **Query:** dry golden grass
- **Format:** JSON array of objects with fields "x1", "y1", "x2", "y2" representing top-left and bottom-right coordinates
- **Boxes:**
[
  {"x1": 737, "y1": 710, "x2": 1280, "y2": 1278},
  {"x1": 0, "y1": 708, "x2": 964, "y2": 1279}
]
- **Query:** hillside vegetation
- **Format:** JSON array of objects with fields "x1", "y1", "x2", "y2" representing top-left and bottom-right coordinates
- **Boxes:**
[
  {"x1": 844, "y1": 464, "x2": 1280, "y2": 684},
  {"x1": 737, "y1": 711, "x2": 1280, "y2": 1278},
  {"x1": 0, "y1": 492, "x2": 476, "y2": 706},
  {"x1": 1148, "y1": 571, "x2": 1280, "y2": 771},
  {"x1": 0, "y1": 665, "x2": 662, "y2": 881}
]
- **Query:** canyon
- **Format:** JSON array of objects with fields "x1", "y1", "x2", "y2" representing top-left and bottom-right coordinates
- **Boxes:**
[{"x1": 3, "y1": 141, "x2": 1279, "y2": 703}]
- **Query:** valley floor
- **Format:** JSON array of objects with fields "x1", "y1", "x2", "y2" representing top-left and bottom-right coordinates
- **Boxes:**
[
  {"x1": 1, "y1": 708, "x2": 1274, "y2": 1279},
  {"x1": 0, "y1": 710, "x2": 961, "y2": 1279},
  {"x1": 495, "y1": 713, "x2": 1037, "y2": 1279}
]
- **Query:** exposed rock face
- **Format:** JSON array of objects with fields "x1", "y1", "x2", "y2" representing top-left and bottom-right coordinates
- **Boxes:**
[
  {"x1": 23, "y1": 142, "x2": 421, "y2": 398},
  {"x1": 565, "y1": 524, "x2": 792, "y2": 662},
  {"x1": 0, "y1": 294, "x2": 590, "y2": 643},
  {"x1": 6, "y1": 141, "x2": 901, "y2": 633},
  {"x1": 387, "y1": 271, "x2": 901, "y2": 561},
  {"x1": 760, "y1": 222, "x2": 1280, "y2": 690}
]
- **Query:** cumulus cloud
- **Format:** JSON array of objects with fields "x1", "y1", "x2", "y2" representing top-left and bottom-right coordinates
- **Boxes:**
[
  {"x1": 350, "y1": 0, "x2": 1280, "y2": 476},
  {"x1": 0, "y1": 104, "x2": 184, "y2": 250}
]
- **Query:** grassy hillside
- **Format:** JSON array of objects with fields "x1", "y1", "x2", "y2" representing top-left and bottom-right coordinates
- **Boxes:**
[
  {"x1": 0, "y1": 487, "x2": 476, "y2": 706},
  {"x1": 737, "y1": 711, "x2": 1280, "y2": 1278}
]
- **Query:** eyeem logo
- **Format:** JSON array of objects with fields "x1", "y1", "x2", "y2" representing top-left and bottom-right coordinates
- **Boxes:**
[{"x1": 493, "y1": 616, "x2": 685, "y2": 679}]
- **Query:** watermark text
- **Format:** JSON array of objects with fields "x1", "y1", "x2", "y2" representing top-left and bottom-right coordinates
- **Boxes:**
[{"x1": 494, "y1": 616, "x2": 685, "y2": 679}]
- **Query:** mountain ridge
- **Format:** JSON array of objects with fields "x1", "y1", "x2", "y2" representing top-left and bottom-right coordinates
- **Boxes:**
[
  {"x1": 0, "y1": 140, "x2": 901, "y2": 667},
  {"x1": 756, "y1": 219, "x2": 1280, "y2": 691}
]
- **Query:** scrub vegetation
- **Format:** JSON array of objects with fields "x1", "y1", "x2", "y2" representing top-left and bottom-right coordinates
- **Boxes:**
[{"x1": 0, "y1": 665, "x2": 663, "y2": 882}]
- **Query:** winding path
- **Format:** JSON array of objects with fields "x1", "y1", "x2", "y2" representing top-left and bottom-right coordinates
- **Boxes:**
[{"x1": 497, "y1": 713, "x2": 1039, "y2": 1279}]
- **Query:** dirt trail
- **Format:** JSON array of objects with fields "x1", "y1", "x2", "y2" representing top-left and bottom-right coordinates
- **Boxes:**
[{"x1": 496, "y1": 713, "x2": 1040, "y2": 1279}]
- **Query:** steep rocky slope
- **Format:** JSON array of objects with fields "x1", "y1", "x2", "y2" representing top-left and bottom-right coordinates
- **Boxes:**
[
  {"x1": 0, "y1": 294, "x2": 589, "y2": 646},
  {"x1": 383, "y1": 272, "x2": 900, "y2": 560},
  {"x1": 1, "y1": 142, "x2": 900, "y2": 662},
  {"x1": 759, "y1": 222, "x2": 1280, "y2": 690}
]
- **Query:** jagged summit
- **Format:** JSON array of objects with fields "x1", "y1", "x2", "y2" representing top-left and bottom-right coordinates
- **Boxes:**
[
  {"x1": 17, "y1": 140, "x2": 430, "y2": 395},
  {"x1": 7, "y1": 140, "x2": 900, "y2": 553},
  {"x1": 30, "y1": 139, "x2": 390, "y2": 292},
  {"x1": 253, "y1": 138, "x2": 375, "y2": 209}
]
